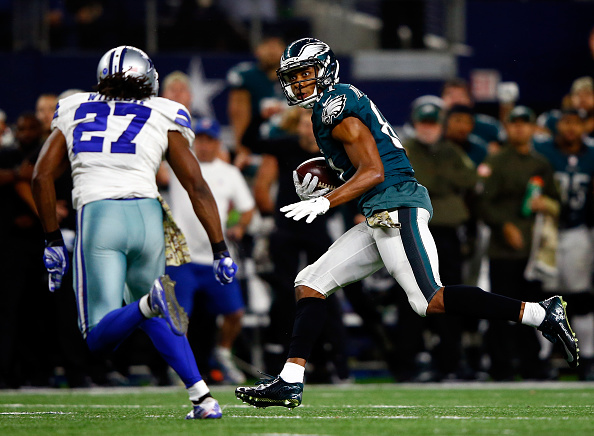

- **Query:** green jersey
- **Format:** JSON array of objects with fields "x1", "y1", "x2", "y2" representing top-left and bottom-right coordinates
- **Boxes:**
[{"x1": 311, "y1": 83, "x2": 432, "y2": 217}]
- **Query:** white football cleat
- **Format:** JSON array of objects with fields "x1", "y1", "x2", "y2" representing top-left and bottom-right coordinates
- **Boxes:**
[{"x1": 185, "y1": 397, "x2": 222, "y2": 419}]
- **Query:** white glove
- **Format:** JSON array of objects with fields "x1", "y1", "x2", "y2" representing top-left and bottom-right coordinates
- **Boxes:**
[
  {"x1": 293, "y1": 171, "x2": 330, "y2": 201},
  {"x1": 280, "y1": 197, "x2": 331, "y2": 223}
]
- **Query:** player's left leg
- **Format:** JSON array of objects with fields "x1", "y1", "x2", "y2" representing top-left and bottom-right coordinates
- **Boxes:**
[
  {"x1": 75, "y1": 200, "x2": 154, "y2": 353},
  {"x1": 379, "y1": 207, "x2": 578, "y2": 368}
]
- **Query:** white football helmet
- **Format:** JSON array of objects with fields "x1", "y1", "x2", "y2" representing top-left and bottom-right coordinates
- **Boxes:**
[
  {"x1": 96, "y1": 46, "x2": 159, "y2": 96},
  {"x1": 277, "y1": 38, "x2": 340, "y2": 109}
]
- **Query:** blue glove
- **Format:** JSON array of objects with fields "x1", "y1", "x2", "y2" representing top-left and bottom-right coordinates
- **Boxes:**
[
  {"x1": 43, "y1": 244, "x2": 69, "y2": 292},
  {"x1": 213, "y1": 251, "x2": 237, "y2": 285}
]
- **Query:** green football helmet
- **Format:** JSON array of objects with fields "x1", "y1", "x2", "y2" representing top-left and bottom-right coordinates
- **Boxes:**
[{"x1": 276, "y1": 38, "x2": 340, "y2": 109}]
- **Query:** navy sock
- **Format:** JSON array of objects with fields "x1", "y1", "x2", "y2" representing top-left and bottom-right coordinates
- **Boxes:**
[
  {"x1": 141, "y1": 317, "x2": 203, "y2": 387},
  {"x1": 443, "y1": 284, "x2": 522, "y2": 322},
  {"x1": 86, "y1": 301, "x2": 145, "y2": 353},
  {"x1": 287, "y1": 297, "x2": 327, "y2": 361}
]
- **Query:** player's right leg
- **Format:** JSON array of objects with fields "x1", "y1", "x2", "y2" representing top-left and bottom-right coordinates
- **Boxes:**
[
  {"x1": 236, "y1": 222, "x2": 383, "y2": 408},
  {"x1": 77, "y1": 200, "x2": 187, "y2": 353},
  {"x1": 126, "y1": 199, "x2": 219, "y2": 419}
]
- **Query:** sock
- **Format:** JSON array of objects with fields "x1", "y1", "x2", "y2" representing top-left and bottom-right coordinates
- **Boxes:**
[
  {"x1": 279, "y1": 362, "x2": 305, "y2": 383},
  {"x1": 86, "y1": 301, "x2": 145, "y2": 353},
  {"x1": 443, "y1": 284, "x2": 522, "y2": 322},
  {"x1": 141, "y1": 317, "x2": 203, "y2": 387},
  {"x1": 187, "y1": 380, "x2": 210, "y2": 403},
  {"x1": 287, "y1": 297, "x2": 327, "y2": 361},
  {"x1": 138, "y1": 294, "x2": 155, "y2": 318},
  {"x1": 521, "y1": 302, "x2": 546, "y2": 327}
]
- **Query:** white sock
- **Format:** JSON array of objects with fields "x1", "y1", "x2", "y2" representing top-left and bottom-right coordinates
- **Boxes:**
[
  {"x1": 522, "y1": 302, "x2": 546, "y2": 327},
  {"x1": 279, "y1": 362, "x2": 305, "y2": 384},
  {"x1": 188, "y1": 380, "x2": 210, "y2": 402},
  {"x1": 138, "y1": 294, "x2": 155, "y2": 318}
]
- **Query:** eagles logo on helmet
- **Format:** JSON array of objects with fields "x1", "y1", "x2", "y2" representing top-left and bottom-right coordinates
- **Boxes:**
[{"x1": 276, "y1": 38, "x2": 340, "y2": 109}]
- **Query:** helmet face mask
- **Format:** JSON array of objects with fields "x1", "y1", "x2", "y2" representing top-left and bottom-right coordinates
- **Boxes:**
[
  {"x1": 96, "y1": 46, "x2": 159, "y2": 96},
  {"x1": 277, "y1": 38, "x2": 339, "y2": 109}
]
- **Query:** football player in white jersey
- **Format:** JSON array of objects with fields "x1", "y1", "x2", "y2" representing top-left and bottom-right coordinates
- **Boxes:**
[{"x1": 32, "y1": 46, "x2": 236, "y2": 419}]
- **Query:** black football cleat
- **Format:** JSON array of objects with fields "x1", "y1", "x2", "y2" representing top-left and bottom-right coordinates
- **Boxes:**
[
  {"x1": 537, "y1": 296, "x2": 579, "y2": 368},
  {"x1": 235, "y1": 375, "x2": 303, "y2": 409}
]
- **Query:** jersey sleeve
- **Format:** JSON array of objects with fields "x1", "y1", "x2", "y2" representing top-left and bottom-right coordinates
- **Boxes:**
[
  {"x1": 151, "y1": 98, "x2": 195, "y2": 146},
  {"x1": 317, "y1": 86, "x2": 360, "y2": 129},
  {"x1": 51, "y1": 93, "x2": 88, "y2": 133}
]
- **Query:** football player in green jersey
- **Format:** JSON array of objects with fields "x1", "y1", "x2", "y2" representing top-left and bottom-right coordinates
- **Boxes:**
[{"x1": 235, "y1": 38, "x2": 579, "y2": 409}]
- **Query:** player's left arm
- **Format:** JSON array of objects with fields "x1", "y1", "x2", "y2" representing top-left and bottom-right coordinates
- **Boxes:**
[
  {"x1": 324, "y1": 117, "x2": 384, "y2": 208},
  {"x1": 32, "y1": 128, "x2": 69, "y2": 233}
]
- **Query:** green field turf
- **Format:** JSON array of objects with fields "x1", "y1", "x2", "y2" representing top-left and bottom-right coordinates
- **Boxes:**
[{"x1": 1, "y1": 383, "x2": 593, "y2": 435}]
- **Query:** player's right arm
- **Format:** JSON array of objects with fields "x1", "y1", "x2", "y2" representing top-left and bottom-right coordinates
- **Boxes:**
[{"x1": 324, "y1": 117, "x2": 385, "y2": 208}]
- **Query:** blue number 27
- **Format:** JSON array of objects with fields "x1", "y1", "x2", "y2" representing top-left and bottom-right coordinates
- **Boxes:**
[{"x1": 72, "y1": 102, "x2": 151, "y2": 154}]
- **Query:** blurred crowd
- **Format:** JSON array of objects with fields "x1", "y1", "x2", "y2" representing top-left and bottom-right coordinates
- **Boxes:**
[{"x1": 1, "y1": 33, "x2": 594, "y2": 390}]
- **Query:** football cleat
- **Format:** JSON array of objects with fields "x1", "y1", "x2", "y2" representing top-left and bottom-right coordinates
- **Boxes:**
[
  {"x1": 537, "y1": 296, "x2": 579, "y2": 368},
  {"x1": 149, "y1": 275, "x2": 188, "y2": 336},
  {"x1": 235, "y1": 375, "x2": 303, "y2": 409},
  {"x1": 185, "y1": 397, "x2": 222, "y2": 419}
]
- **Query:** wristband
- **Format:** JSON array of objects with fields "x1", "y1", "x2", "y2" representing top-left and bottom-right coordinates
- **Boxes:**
[
  {"x1": 211, "y1": 240, "x2": 228, "y2": 257},
  {"x1": 45, "y1": 229, "x2": 64, "y2": 247}
]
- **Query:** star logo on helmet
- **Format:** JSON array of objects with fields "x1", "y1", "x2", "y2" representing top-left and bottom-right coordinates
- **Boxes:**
[{"x1": 322, "y1": 94, "x2": 346, "y2": 125}]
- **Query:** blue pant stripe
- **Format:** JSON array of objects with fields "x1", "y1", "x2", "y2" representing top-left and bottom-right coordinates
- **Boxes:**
[
  {"x1": 75, "y1": 207, "x2": 90, "y2": 338},
  {"x1": 399, "y1": 208, "x2": 440, "y2": 301}
]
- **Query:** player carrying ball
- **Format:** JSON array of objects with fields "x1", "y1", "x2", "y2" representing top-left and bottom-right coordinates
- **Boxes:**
[{"x1": 235, "y1": 38, "x2": 579, "y2": 409}]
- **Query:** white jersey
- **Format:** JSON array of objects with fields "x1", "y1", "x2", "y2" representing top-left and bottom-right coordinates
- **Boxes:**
[
  {"x1": 168, "y1": 158, "x2": 255, "y2": 264},
  {"x1": 52, "y1": 92, "x2": 194, "y2": 210}
]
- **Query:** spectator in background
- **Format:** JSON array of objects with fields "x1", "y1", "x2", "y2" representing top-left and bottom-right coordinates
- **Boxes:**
[
  {"x1": 35, "y1": 94, "x2": 59, "y2": 143},
  {"x1": 403, "y1": 101, "x2": 478, "y2": 380},
  {"x1": 537, "y1": 76, "x2": 594, "y2": 140},
  {"x1": 162, "y1": 71, "x2": 193, "y2": 113},
  {"x1": 395, "y1": 95, "x2": 445, "y2": 143},
  {"x1": 165, "y1": 118, "x2": 255, "y2": 384},
  {"x1": 0, "y1": 109, "x2": 15, "y2": 147},
  {"x1": 252, "y1": 108, "x2": 350, "y2": 382},
  {"x1": 0, "y1": 113, "x2": 48, "y2": 387},
  {"x1": 160, "y1": 71, "x2": 230, "y2": 164},
  {"x1": 226, "y1": 35, "x2": 287, "y2": 169},
  {"x1": 479, "y1": 105, "x2": 560, "y2": 380},
  {"x1": 444, "y1": 105, "x2": 489, "y2": 166},
  {"x1": 534, "y1": 109, "x2": 594, "y2": 381},
  {"x1": 441, "y1": 78, "x2": 505, "y2": 153}
]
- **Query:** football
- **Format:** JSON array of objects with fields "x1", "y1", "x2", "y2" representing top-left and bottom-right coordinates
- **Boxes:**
[{"x1": 295, "y1": 157, "x2": 343, "y2": 191}]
